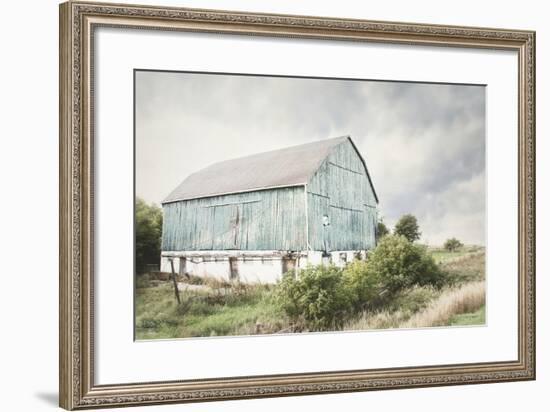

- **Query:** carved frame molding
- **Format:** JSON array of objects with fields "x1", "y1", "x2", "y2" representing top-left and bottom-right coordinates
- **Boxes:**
[{"x1": 59, "y1": 1, "x2": 535, "y2": 409}]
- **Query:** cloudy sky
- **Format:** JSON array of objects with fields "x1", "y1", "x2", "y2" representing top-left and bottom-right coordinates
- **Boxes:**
[{"x1": 135, "y1": 70, "x2": 486, "y2": 246}]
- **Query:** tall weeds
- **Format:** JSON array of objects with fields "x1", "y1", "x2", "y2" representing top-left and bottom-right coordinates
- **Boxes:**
[
  {"x1": 344, "y1": 281, "x2": 485, "y2": 331},
  {"x1": 402, "y1": 281, "x2": 485, "y2": 328}
]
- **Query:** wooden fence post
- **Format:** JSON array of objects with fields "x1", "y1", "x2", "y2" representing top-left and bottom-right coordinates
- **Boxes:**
[{"x1": 169, "y1": 258, "x2": 181, "y2": 305}]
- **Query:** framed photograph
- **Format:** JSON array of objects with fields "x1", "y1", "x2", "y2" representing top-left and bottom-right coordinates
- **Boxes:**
[{"x1": 59, "y1": 1, "x2": 535, "y2": 409}]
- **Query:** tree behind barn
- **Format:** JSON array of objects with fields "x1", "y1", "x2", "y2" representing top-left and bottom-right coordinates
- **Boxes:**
[
  {"x1": 394, "y1": 214, "x2": 421, "y2": 243},
  {"x1": 376, "y1": 219, "x2": 390, "y2": 243},
  {"x1": 136, "y1": 198, "x2": 163, "y2": 274}
]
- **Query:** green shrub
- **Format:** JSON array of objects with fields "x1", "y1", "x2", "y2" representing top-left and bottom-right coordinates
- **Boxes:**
[
  {"x1": 388, "y1": 285, "x2": 438, "y2": 314},
  {"x1": 342, "y1": 260, "x2": 384, "y2": 310},
  {"x1": 364, "y1": 235, "x2": 445, "y2": 296},
  {"x1": 414, "y1": 249, "x2": 447, "y2": 288},
  {"x1": 271, "y1": 237, "x2": 446, "y2": 332},
  {"x1": 273, "y1": 265, "x2": 354, "y2": 331}
]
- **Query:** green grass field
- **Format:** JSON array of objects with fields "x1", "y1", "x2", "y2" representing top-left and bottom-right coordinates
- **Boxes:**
[
  {"x1": 448, "y1": 305, "x2": 486, "y2": 326},
  {"x1": 428, "y1": 245, "x2": 484, "y2": 265},
  {"x1": 135, "y1": 281, "x2": 288, "y2": 339},
  {"x1": 135, "y1": 246, "x2": 486, "y2": 339}
]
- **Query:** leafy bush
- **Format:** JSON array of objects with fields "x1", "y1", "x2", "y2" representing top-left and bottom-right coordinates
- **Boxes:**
[
  {"x1": 273, "y1": 266, "x2": 354, "y2": 331},
  {"x1": 273, "y1": 236, "x2": 446, "y2": 331},
  {"x1": 388, "y1": 285, "x2": 438, "y2": 314},
  {"x1": 342, "y1": 260, "x2": 384, "y2": 310},
  {"x1": 362, "y1": 235, "x2": 445, "y2": 296},
  {"x1": 414, "y1": 249, "x2": 447, "y2": 288},
  {"x1": 443, "y1": 237, "x2": 464, "y2": 252}
]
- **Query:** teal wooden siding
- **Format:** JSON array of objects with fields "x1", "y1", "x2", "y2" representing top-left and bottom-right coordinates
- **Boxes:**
[
  {"x1": 162, "y1": 187, "x2": 306, "y2": 251},
  {"x1": 307, "y1": 140, "x2": 377, "y2": 251}
]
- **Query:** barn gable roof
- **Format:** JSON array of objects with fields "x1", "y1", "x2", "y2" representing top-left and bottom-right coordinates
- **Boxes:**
[{"x1": 163, "y1": 136, "x2": 378, "y2": 204}]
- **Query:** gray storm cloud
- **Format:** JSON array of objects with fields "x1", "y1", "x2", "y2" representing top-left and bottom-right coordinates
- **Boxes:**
[{"x1": 135, "y1": 71, "x2": 486, "y2": 246}]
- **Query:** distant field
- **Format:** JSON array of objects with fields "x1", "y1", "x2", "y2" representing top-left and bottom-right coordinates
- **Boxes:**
[
  {"x1": 135, "y1": 246, "x2": 486, "y2": 339},
  {"x1": 428, "y1": 245, "x2": 485, "y2": 265}
]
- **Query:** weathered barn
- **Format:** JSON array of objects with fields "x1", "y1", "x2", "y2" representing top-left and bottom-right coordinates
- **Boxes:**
[{"x1": 160, "y1": 136, "x2": 378, "y2": 283}]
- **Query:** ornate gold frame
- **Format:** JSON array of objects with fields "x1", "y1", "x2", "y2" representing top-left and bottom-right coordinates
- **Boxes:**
[{"x1": 59, "y1": 1, "x2": 536, "y2": 409}]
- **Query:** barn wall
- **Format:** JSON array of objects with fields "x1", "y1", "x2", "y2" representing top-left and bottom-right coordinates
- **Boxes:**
[
  {"x1": 160, "y1": 251, "x2": 288, "y2": 284},
  {"x1": 307, "y1": 140, "x2": 377, "y2": 251},
  {"x1": 159, "y1": 250, "x2": 361, "y2": 284},
  {"x1": 161, "y1": 186, "x2": 306, "y2": 251}
]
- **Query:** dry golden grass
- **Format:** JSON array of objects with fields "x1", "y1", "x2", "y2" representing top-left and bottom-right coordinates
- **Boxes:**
[
  {"x1": 402, "y1": 281, "x2": 485, "y2": 328},
  {"x1": 344, "y1": 309, "x2": 410, "y2": 330},
  {"x1": 344, "y1": 281, "x2": 486, "y2": 331}
]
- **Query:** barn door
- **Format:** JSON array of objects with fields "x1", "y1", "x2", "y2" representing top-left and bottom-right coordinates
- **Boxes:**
[
  {"x1": 229, "y1": 257, "x2": 239, "y2": 280},
  {"x1": 282, "y1": 256, "x2": 296, "y2": 274},
  {"x1": 230, "y1": 204, "x2": 242, "y2": 249},
  {"x1": 178, "y1": 257, "x2": 187, "y2": 277}
]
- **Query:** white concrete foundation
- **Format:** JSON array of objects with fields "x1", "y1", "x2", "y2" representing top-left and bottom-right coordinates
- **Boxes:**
[{"x1": 160, "y1": 250, "x2": 369, "y2": 284}]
